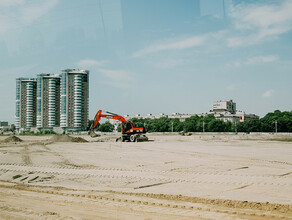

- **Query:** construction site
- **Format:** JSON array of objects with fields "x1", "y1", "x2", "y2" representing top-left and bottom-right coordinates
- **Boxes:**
[{"x1": 0, "y1": 132, "x2": 291, "y2": 219}]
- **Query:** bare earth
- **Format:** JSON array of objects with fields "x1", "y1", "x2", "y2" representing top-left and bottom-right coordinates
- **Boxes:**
[{"x1": 0, "y1": 133, "x2": 291, "y2": 219}]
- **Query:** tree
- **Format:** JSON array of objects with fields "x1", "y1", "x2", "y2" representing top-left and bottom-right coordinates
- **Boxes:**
[
  {"x1": 98, "y1": 121, "x2": 114, "y2": 132},
  {"x1": 207, "y1": 119, "x2": 226, "y2": 132}
]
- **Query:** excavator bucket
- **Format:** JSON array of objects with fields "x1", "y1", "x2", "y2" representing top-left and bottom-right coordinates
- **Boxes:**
[
  {"x1": 90, "y1": 130, "x2": 100, "y2": 138},
  {"x1": 136, "y1": 135, "x2": 148, "y2": 142}
]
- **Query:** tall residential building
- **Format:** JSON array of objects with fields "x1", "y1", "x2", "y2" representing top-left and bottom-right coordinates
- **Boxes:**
[
  {"x1": 60, "y1": 69, "x2": 89, "y2": 130},
  {"x1": 15, "y1": 78, "x2": 37, "y2": 129},
  {"x1": 37, "y1": 74, "x2": 61, "y2": 128}
]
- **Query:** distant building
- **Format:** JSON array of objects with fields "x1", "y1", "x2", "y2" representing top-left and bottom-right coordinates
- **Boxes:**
[
  {"x1": 236, "y1": 111, "x2": 259, "y2": 122},
  {"x1": 15, "y1": 78, "x2": 37, "y2": 130},
  {"x1": 212, "y1": 99, "x2": 259, "y2": 123},
  {"x1": 213, "y1": 99, "x2": 236, "y2": 114},
  {"x1": 0, "y1": 121, "x2": 8, "y2": 126},
  {"x1": 60, "y1": 69, "x2": 89, "y2": 131},
  {"x1": 36, "y1": 74, "x2": 61, "y2": 128}
]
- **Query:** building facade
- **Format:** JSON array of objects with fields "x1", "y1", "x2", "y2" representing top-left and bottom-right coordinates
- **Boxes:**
[
  {"x1": 37, "y1": 74, "x2": 61, "y2": 128},
  {"x1": 0, "y1": 121, "x2": 8, "y2": 126},
  {"x1": 15, "y1": 78, "x2": 37, "y2": 129},
  {"x1": 60, "y1": 69, "x2": 89, "y2": 130},
  {"x1": 213, "y1": 99, "x2": 236, "y2": 114},
  {"x1": 211, "y1": 99, "x2": 259, "y2": 123}
]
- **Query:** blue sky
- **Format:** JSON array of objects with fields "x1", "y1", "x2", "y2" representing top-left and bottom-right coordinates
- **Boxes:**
[{"x1": 0, "y1": 0, "x2": 292, "y2": 123}]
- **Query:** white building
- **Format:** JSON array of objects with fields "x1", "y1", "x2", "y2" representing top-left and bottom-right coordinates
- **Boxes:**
[
  {"x1": 212, "y1": 99, "x2": 259, "y2": 123},
  {"x1": 15, "y1": 78, "x2": 37, "y2": 130},
  {"x1": 60, "y1": 69, "x2": 89, "y2": 131},
  {"x1": 213, "y1": 99, "x2": 236, "y2": 114},
  {"x1": 36, "y1": 74, "x2": 61, "y2": 129}
]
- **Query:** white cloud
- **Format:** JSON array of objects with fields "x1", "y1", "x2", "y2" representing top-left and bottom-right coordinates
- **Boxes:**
[
  {"x1": 132, "y1": 1, "x2": 292, "y2": 58},
  {"x1": 0, "y1": 0, "x2": 24, "y2": 7},
  {"x1": 99, "y1": 69, "x2": 131, "y2": 81},
  {"x1": 77, "y1": 59, "x2": 109, "y2": 68},
  {"x1": 246, "y1": 55, "x2": 279, "y2": 65},
  {"x1": 76, "y1": 59, "x2": 132, "y2": 89},
  {"x1": 99, "y1": 69, "x2": 133, "y2": 89},
  {"x1": 228, "y1": 0, "x2": 292, "y2": 47},
  {"x1": 133, "y1": 36, "x2": 206, "y2": 57},
  {"x1": 19, "y1": 0, "x2": 59, "y2": 25},
  {"x1": 227, "y1": 55, "x2": 279, "y2": 67},
  {"x1": 262, "y1": 89, "x2": 275, "y2": 98},
  {"x1": 0, "y1": 0, "x2": 58, "y2": 34},
  {"x1": 147, "y1": 58, "x2": 187, "y2": 69}
]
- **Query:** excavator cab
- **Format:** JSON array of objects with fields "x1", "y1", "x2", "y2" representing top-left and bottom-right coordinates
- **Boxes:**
[{"x1": 122, "y1": 122, "x2": 134, "y2": 134}]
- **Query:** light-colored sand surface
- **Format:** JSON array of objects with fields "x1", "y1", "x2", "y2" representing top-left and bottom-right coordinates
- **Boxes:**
[{"x1": 0, "y1": 133, "x2": 291, "y2": 219}]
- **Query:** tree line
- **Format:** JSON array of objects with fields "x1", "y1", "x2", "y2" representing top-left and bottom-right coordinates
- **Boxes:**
[{"x1": 89, "y1": 110, "x2": 292, "y2": 133}]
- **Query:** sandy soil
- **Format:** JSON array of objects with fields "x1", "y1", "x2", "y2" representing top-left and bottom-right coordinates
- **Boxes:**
[{"x1": 0, "y1": 133, "x2": 291, "y2": 219}]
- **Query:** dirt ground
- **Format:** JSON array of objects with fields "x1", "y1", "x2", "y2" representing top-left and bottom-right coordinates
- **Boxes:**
[{"x1": 0, "y1": 133, "x2": 291, "y2": 219}]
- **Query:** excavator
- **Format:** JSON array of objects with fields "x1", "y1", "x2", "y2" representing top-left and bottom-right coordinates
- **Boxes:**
[{"x1": 89, "y1": 110, "x2": 148, "y2": 142}]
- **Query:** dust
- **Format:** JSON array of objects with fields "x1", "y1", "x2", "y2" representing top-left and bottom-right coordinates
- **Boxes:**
[{"x1": 49, "y1": 134, "x2": 88, "y2": 143}]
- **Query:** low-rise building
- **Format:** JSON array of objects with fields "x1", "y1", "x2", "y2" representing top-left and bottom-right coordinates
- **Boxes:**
[
  {"x1": 211, "y1": 99, "x2": 259, "y2": 123},
  {"x1": 213, "y1": 99, "x2": 236, "y2": 114},
  {"x1": 0, "y1": 121, "x2": 8, "y2": 127}
]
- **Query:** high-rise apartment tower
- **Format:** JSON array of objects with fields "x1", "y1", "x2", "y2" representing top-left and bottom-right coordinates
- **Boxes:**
[
  {"x1": 60, "y1": 69, "x2": 89, "y2": 130},
  {"x1": 15, "y1": 78, "x2": 37, "y2": 129},
  {"x1": 37, "y1": 74, "x2": 61, "y2": 128}
]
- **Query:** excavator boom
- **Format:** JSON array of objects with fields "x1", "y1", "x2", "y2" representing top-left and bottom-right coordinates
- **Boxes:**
[{"x1": 90, "y1": 110, "x2": 127, "y2": 130}]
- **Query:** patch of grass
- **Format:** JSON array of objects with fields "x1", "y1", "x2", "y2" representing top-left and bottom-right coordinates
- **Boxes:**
[{"x1": 269, "y1": 138, "x2": 292, "y2": 142}]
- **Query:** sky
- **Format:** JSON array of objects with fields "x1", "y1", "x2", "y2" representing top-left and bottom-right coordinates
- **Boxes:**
[{"x1": 0, "y1": 0, "x2": 292, "y2": 123}]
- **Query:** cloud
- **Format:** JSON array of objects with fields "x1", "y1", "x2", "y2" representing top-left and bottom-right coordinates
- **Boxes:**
[
  {"x1": 0, "y1": 0, "x2": 24, "y2": 7},
  {"x1": 262, "y1": 89, "x2": 275, "y2": 98},
  {"x1": 19, "y1": 0, "x2": 59, "y2": 25},
  {"x1": 147, "y1": 58, "x2": 187, "y2": 69},
  {"x1": 133, "y1": 36, "x2": 206, "y2": 57},
  {"x1": 246, "y1": 55, "x2": 279, "y2": 65},
  {"x1": 228, "y1": 0, "x2": 292, "y2": 47},
  {"x1": 0, "y1": 0, "x2": 59, "y2": 34},
  {"x1": 99, "y1": 69, "x2": 131, "y2": 81},
  {"x1": 76, "y1": 59, "x2": 132, "y2": 89},
  {"x1": 227, "y1": 55, "x2": 279, "y2": 67},
  {"x1": 77, "y1": 59, "x2": 109, "y2": 68},
  {"x1": 132, "y1": 1, "x2": 292, "y2": 58},
  {"x1": 99, "y1": 69, "x2": 133, "y2": 89}
]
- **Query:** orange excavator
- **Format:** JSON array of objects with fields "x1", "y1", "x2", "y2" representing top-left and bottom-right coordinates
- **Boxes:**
[{"x1": 89, "y1": 110, "x2": 147, "y2": 142}]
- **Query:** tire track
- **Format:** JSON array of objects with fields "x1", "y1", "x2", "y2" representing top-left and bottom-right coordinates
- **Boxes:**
[
  {"x1": 0, "y1": 184, "x2": 290, "y2": 219},
  {"x1": 21, "y1": 145, "x2": 32, "y2": 165},
  {"x1": 0, "y1": 163, "x2": 291, "y2": 188}
]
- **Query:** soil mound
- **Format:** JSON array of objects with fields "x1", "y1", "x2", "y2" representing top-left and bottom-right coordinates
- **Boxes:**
[
  {"x1": 2, "y1": 136, "x2": 23, "y2": 143},
  {"x1": 49, "y1": 134, "x2": 88, "y2": 143}
]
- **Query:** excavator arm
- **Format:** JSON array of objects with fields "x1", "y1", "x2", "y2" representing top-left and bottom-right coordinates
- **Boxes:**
[{"x1": 90, "y1": 110, "x2": 127, "y2": 131}]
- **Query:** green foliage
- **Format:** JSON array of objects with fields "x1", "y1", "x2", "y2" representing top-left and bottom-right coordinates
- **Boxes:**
[
  {"x1": 98, "y1": 121, "x2": 114, "y2": 132},
  {"x1": 129, "y1": 114, "x2": 234, "y2": 133},
  {"x1": 238, "y1": 110, "x2": 292, "y2": 133},
  {"x1": 91, "y1": 110, "x2": 291, "y2": 133},
  {"x1": 127, "y1": 110, "x2": 292, "y2": 133}
]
